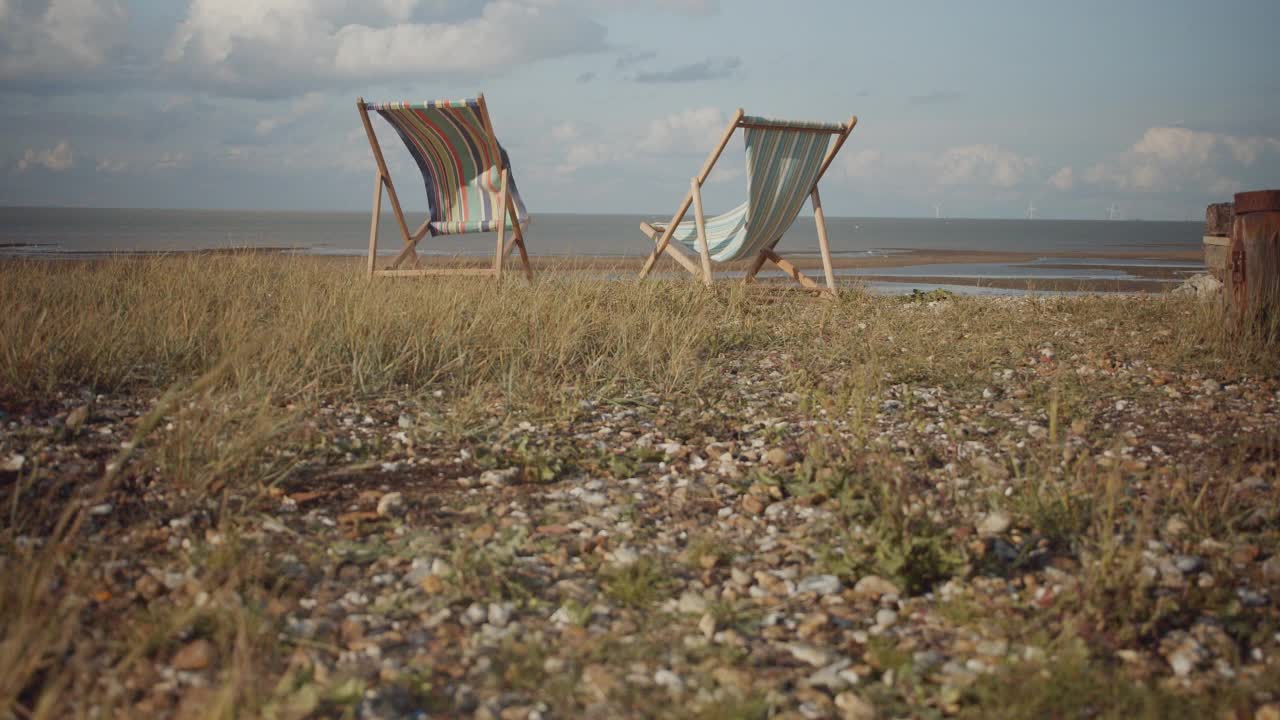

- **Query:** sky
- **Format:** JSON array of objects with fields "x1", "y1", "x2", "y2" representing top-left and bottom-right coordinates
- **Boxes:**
[{"x1": 1, "y1": 0, "x2": 1278, "y2": 220}]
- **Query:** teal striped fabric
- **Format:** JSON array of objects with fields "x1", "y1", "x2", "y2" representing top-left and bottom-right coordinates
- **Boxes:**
[{"x1": 659, "y1": 124, "x2": 833, "y2": 262}]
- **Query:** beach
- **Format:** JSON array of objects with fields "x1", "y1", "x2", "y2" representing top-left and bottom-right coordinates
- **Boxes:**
[{"x1": 2, "y1": 254, "x2": 1277, "y2": 718}]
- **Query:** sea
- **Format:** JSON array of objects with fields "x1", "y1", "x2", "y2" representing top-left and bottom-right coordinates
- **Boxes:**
[{"x1": 0, "y1": 207, "x2": 1205, "y2": 294}]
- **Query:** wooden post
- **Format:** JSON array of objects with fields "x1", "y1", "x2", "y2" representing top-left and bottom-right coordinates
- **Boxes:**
[
  {"x1": 494, "y1": 168, "x2": 509, "y2": 280},
  {"x1": 367, "y1": 171, "x2": 383, "y2": 278},
  {"x1": 357, "y1": 98, "x2": 418, "y2": 270},
  {"x1": 811, "y1": 187, "x2": 836, "y2": 293},
  {"x1": 691, "y1": 178, "x2": 713, "y2": 286},
  {"x1": 639, "y1": 109, "x2": 746, "y2": 280},
  {"x1": 509, "y1": 195, "x2": 533, "y2": 283}
]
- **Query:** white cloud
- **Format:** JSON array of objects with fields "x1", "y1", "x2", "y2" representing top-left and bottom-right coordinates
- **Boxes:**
[
  {"x1": 166, "y1": 0, "x2": 607, "y2": 96},
  {"x1": 550, "y1": 122, "x2": 580, "y2": 143},
  {"x1": 95, "y1": 158, "x2": 129, "y2": 173},
  {"x1": 0, "y1": 0, "x2": 127, "y2": 84},
  {"x1": 930, "y1": 144, "x2": 1033, "y2": 188},
  {"x1": 17, "y1": 141, "x2": 74, "y2": 172},
  {"x1": 838, "y1": 149, "x2": 882, "y2": 180},
  {"x1": 637, "y1": 107, "x2": 726, "y2": 155},
  {"x1": 1048, "y1": 166, "x2": 1074, "y2": 191},
  {"x1": 1085, "y1": 126, "x2": 1280, "y2": 192}
]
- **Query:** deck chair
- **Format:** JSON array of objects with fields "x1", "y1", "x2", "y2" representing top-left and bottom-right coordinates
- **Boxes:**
[
  {"x1": 637, "y1": 109, "x2": 857, "y2": 293},
  {"x1": 357, "y1": 95, "x2": 532, "y2": 280}
]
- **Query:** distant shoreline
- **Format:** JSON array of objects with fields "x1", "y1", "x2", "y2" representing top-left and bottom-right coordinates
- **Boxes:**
[{"x1": 0, "y1": 246, "x2": 1203, "y2": 294}]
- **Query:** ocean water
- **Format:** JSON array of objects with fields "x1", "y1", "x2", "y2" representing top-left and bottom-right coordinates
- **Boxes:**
[
  {"x1": 0, "y1": 207, "x2": 1205, "y2": 292},
  {"x1": 0, "y1": 206, "x2": 1202, "y2": 258}
]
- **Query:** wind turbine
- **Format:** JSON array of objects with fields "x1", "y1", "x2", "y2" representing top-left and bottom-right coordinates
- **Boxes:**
[
  {"x1": 1026, "y1": 201, "x2": 1037, "y2": 220},
  {"x1": 1107, "y1": 203, "x2": 1120, "y2": 221},
  {"x1": 933, "y1": 204, "x2": 942, "y2": 219}
]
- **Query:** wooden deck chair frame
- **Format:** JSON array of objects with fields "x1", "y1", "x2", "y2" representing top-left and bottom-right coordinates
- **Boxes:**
[
  {"x1": 357, "y1": 94, "x2": 533, "y2": 281},
  {"x1": 637, "y1": 109, "x2": 858, "y2": 295}
]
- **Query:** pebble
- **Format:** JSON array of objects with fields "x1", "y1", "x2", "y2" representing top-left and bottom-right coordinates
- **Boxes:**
[
  {"x1": 653, "y1": 669, "x2": 684, "y2": 694},
  {"x1": 677, "y1": 591, "x2": 708, "y2": 615},
  {"x1": 834, "y1": 691, "x2": 876, "y2": 720},
  {"x1": 788, "y1": 644, "x2": 835, "y2": 668},
  {"x1": 172, "y1": 639, "x2": 215, "y2": 671},
  {"x1": 853, "y1": 575, "x2": 899, "y2": 599},
  {"x1": 874, "y1": 609, "x2": 897, "y2": 629},
  {"x1": 2, "y1": 454, "x2": 24, "y2": 472},
  {"x1": 796, "y1": 574, "x2": 843, "y2": 596},
  {"x1": 376, "y1": 492, "x2": 405, "y2": 518},
  {"x1": 480, "y1": 467, "x2": 520, "y2": 487},
  {"x1": 977, "y1": 511, "x2": 1011, "y2": 537},
  {"x1": 487, "y1": 603, "x2": 512, "y2": 628}
]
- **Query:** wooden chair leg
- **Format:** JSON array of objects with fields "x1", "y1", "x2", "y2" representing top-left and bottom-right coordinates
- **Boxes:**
[
  {"x1": 691, "y1": 178, "x2": 713, "y2": 287},
  {"x1": 764, "y1": 250, "x2": 821, "y2": 290},
  {"x1": 743, "y1": 250, "x2": 770, "y2": 284},
  {"x1": 641, "y1": 222, "x2": 703, "y2": 278},
  {"x1": 367, "y1": 173, "x2": 383, "y2": 278},
  {"x1": 812, "y1": 187, "x2": 837, "y2": 296}
]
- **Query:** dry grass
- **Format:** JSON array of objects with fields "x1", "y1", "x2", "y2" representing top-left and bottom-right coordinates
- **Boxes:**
[{"x1": 1, "y1": 254, "x2": 1277, "y2": 718}]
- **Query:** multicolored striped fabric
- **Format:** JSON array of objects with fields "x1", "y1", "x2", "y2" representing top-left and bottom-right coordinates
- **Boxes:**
[
  {"x1": 368, "y1": 99, "x2": 527, "y2": 236},
  {"x1": 659, "y1": 119, "x2": 833, "y2": 262}
]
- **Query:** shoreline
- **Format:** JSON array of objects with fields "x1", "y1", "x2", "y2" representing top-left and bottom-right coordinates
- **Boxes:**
[{"x1": 1, "y1": 247, "x2": 1204, "y2": 294}]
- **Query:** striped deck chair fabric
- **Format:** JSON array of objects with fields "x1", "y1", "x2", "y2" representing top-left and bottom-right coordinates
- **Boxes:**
[
  {"x1": 367, "y1": 99, "x2": 528, "y2": 236},
  {"x1": 659, "y1": 117, "x2": 839, "y2": 262}
]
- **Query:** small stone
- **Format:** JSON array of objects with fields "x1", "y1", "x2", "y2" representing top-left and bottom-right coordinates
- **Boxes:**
[
  {"x1": 487, "y1": 603, "x2": 511, "y2": 628},
  {"x1": 797, "y1": 575, "x2": 843, "y2": 596},
  {"x1": 698, "y1": 613, "x2": 716, "y2": 639},
  {"x1": 376, "y1": 492, "x2": 405, "y2": 518},
  {"x1": 874, "y1": 609, "x2": 897, "y2": 629},
  {"x1": 742, "y1": 495, "x2": 767, "y2": 515},
  {"x1": 977, "y1": 512, "x2": 1011, "y2": 537},
  {"x1": 172, "y1": 639, "x2": 215, "y2": 671},
  {"x1": 1261, "y1": 555, "x2": 1280, "y2": 583},
  {"x1": 1, "y1": 454, "x2": 23, "y2": 472},
  {"x1": 420, "y1": 574, "x2": 445, "y2": 595},
  {"x1": 1168, "y1": 646, "x2": 1198, "y2": 677},
  {"x1": 580, "y1": 664, "x2": 618, "y2": 702},
  {"x1": 677, "y1": 591, "x2": 708, "y2": 615},
  {"x1": 835, "y1": 692, "x2": 876, "y2": 720},
  {"x1": 711, "y1": 667, "x2": 751, "y2": 694},
  {"x1": 1165, "y1": 516, "x2": 1189, "y2": 537},
  {"x1": 135, "y1": 574, "x2": 164, "y2": 601},
  {"x1": 610, "y1": 547, "x2": 640, "y2": 567},
  {"x1": 1173, "y1": 555, "x2": 1203, "y2": 574},
  {"x1": 1256, "y1": 704, "x2": 1280, "y2": 720},
  {"x1": 397, "y1": 414, "x2": 413, "y2": 429},
  {"x1": 788, "y1": 644, "x2": 834, "y2": 668},
  {"x1": 764, "y1": 448, "x2": 790, "y2": 467},
  {"x1": 653, "y1": 669, "x2": 684, "y2": 694},
  {"x1": 853, "y1": 575, "x2": 899, "y2": 599},
  {"x1": 480, "y1": 467, "x2": 521, "y2": 487},
  {"x1": 65, "y1": 405, "x2": 90, "y2": 433}
]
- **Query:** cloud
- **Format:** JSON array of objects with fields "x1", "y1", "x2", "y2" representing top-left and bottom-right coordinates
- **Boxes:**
[
  {"x1": 615, "y1": 50, "x2": 657, "y2": 70},
  {"x1": 930, "y1": 144, "x2": 1034, "y2": 188},
  {"x1": 166, "y1": 0, "x2": 608, "y2": 97},
  {"x1": 907, "y1": 91, "x2": 964, "y2": 106},
  {"x1": 1048, "y1": 166, "x2": 1074, "y2": 191},
  {"x1": 576, "y1": 71, "x2": 596, "y2": 83},
  {"x1": 17, "y1": 141, "x2": 74, "y2": 172},
  {"x1": 634, "y1": 56, "x2": 740, "y2": 83},
  {"x1": 95, "y1": 157, "x2": 129, "y2": 173},
  {"x1": 839, "y1": 149, "x2": 882, "y2": 180},
  {"x1": 1084, "y1": 126, "x2": 1280, "y2": 192},
  {"x1": 583, "y1": 0, "x2": 719, "y2": 16},
  {"x1": 0, "y1": 0, "x2": 128, "y2": 87},
  {"x1": 637, "y1": 107, "x2": 726, "y2": 154}
]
